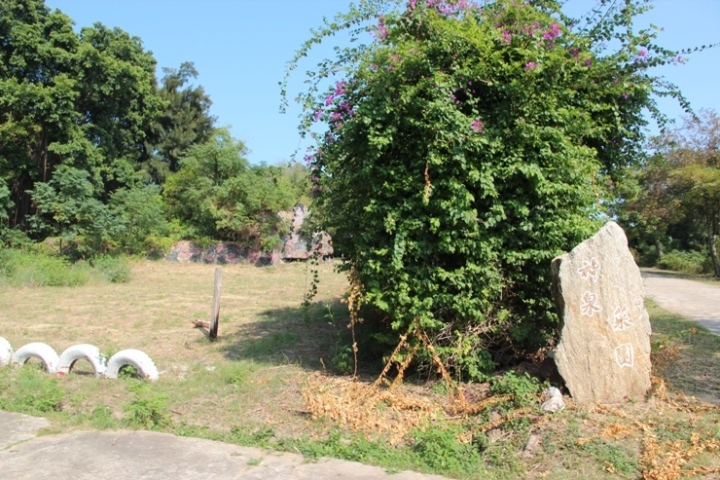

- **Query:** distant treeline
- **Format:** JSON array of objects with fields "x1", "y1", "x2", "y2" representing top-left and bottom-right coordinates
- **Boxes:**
[{"x1": 0, "y1": 0, "x2": 310, "y2": 258}]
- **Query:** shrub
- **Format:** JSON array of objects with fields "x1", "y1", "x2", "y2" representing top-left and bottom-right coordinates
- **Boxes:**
[
  {"x1": 287, "y1": 0, "x2": 686, "y2": 376},
  {"x1": 0, "y1": 249, "x2": 89, "y2": 287},
  {"x1": 90, "y1": 256, "x2": 131, "y2": 283},
  {"x1": 656, "y1": 250, "x2": 709, "y2": 274}
]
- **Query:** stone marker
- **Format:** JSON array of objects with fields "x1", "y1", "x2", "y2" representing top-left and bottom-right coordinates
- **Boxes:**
[{"x1": 551, "y1": 221, "x2": 651, "y2": 404}]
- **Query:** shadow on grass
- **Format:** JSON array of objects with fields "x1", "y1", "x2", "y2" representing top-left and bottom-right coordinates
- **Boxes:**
[{"x1": 217, "y1": 299, "x2": 353, "y2": 373}]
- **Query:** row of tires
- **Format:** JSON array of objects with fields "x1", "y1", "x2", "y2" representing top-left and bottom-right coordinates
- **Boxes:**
[{"x1": 0, "y1": 337, "x2": 158, "y2": 381}]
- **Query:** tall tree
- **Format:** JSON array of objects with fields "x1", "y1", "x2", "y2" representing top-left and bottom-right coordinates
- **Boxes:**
[
  {"x1": 0, "y1": 0, "x2": 162, "y2": 236},
  {"x1": 0, "y1": 0, "x2": 80, "y2": 228},
  {"x1": 649, "y1": 110, "x2": 720, "y2": 276},
  {"x1": 143, "y1": 62, "x2": 215, "y2": 184}
]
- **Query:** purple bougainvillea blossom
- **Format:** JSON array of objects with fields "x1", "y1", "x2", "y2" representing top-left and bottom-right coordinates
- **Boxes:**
[
  {"x1": 471, "y1": 120, "x2": 484, "y2": 133},
  {"x1": 525, "y1": 61, "x2": 538, "y2": 70},
  {"x1": 544, "y1": 23, "x2": 561, "y2": 40},
  {"x1": 501, "y1": 30, "x2": 512, "y2": 45}
]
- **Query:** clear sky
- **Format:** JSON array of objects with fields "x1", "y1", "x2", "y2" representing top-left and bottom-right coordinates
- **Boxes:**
[{"x1": 43, "y1": 0, "x2": 720, "y2": 165}]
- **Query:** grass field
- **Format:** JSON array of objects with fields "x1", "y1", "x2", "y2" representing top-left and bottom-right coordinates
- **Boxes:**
[{"x1": 1, "y1": 260, "x2": 719, "y2": 479}]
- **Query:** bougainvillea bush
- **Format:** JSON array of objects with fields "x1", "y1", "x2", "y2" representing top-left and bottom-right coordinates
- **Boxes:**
[{"x1": 285, "y1": 0, "x2": 692, "y2": 379}]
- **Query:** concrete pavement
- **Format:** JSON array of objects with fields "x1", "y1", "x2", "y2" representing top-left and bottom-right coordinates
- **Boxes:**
[
  {"x1": 643, "y1": 272, "x2": 720, "y2": 335},
  {"x1": 0, "y1": 411, "x2": 450, "y2": 480}
]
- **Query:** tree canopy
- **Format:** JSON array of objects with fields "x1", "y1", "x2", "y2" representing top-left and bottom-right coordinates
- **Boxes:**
[{"x1": 1, "y1": 0, "x2": 310, "y2": 256}]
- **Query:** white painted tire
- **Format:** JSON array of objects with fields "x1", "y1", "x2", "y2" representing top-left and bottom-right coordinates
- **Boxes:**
[
  {"x1": 57, "y1": 344, "x2": 107, "y2": 377},
  {"x1": 0, "y1": 337, "x2": 13, "y2": 366},
  {"x1": 11, "y1": 342, "x2": 59, "y2": 374},
  {"x1": 105, "y1": 349, "x2": 159, "y2": 381}
]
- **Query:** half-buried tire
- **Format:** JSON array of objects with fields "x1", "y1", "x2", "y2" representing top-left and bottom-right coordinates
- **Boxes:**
[
  {"x1": 0, "y1": 337, "x2": 13, "y2": 366},
  {"x1": 105, "y1": 349, "x2": 159, "y2": 381},
  {"x1": 57, "y1": 344, "x2": 107, "y2": 377},
  {"x1": 11, "y1": 342, "x2": 59, "y2": 373}
]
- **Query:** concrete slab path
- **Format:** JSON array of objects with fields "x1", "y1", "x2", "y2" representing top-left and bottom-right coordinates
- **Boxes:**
[
  {"x1": 0, "y1": 412, "x2": 450, "y2": 480},
  {"x1": 643, "y1": 272, "x2": 720, "y2": 335}
]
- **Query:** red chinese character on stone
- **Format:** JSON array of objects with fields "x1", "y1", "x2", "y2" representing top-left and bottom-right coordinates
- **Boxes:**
[
  {"x1": 614, "y1": 343, "x2": 634, "y2": 368},
  {"x1": 577, "y1": 257, "x2": 601, "y2": 283},
  {"x1": 580, "y1": 291, "x2": 602, "y2": 317},
  {"x1": 611, "y1": 306, "x2": 633, "y2": 332}
]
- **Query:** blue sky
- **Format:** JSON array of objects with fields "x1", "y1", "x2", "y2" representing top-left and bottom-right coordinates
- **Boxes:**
[{"x1": 44, "y1": 0, "x2": 720, "y2": 165}]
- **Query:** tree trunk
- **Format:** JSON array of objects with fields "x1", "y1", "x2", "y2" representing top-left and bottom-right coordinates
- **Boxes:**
[{"x1": 709, "y1": 224, "x2": 720, "y2": 278}]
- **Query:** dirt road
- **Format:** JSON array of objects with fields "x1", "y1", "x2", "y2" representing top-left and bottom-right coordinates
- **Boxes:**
[{"x1": 643, "y1": 272, "x2": 720, "y2": 335}]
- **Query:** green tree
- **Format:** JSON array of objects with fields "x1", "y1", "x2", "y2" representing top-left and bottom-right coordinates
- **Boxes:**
[
  {"x1": 286, "y1": 0, "x2": 702, "y2": 377},
  {"x1": 163, "y1": 128, "x2": 296, "y2": 247},
  {"x1": 28, "y1": 165, "x2": 120, "y2": 255},
  {"x1": 636, "y1": 110, "x2": 720, "y2": 276},
  {"x1": 109, "y1": 185, "x2": 169, "y2": 254},
  {"x1": 0, "y1": 0, "x2": 80, "y2": 228},
  {"x1": 142, "y1": 62, "x2": 215, "y2": 184},
  {"x1": 0, "y1": 0, "x2": 163, "y2": 243}
]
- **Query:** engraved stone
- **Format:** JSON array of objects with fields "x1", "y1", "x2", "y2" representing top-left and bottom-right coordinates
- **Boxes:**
[{"x1": 551, "y1": 221, "x2": 652, "y2": 404}]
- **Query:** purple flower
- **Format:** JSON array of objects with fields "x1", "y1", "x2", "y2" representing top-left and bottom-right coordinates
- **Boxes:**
[
  {"x1": 335, "y1": 80, "x2": 346, "y2": 96},
  {"x1": 375, "y1": 15, "x2": 389, "y2": 40},
  {"x1": 524, "y1": 61, "x2": 538, "y2": 70},
  {"x1": 544, "y1": 23, "x2": 561, "y2": 40},
  {"x1": 471, "y1": 120, "x2": 484, "y2": 133},
  {"x1": 501, "y1": 30, "x2": 512, "y2": 45},
  {"x1": 313, "y1": 110, "x2": 322, "y2": 122},
  {"x1": 324, "y1": 94, "x2": 335, "y2": 106},
  {"x1": 584, "y1": 58, "x2": 592, "y2": 67},
  {"x1": 407, "y1": 0, "x2": 417, "y2": 10},
  {"x1": 621, "y1": 93, "x2": 629, "y2": 99}
]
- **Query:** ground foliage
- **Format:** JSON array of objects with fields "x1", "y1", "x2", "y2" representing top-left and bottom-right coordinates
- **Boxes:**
[{"x1": 285, "y1": 0, "x2": 703, "y2": 379}]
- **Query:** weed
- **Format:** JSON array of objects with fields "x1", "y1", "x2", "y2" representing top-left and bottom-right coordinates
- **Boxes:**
[
  {"x1": 246, "y1": 457, "x2": 263, "y2": 466},
  {"x1": 87, "y1": 405, "x2": 122, "y2": 430},
  {"x1": 220, "y1": 361, "x2": 256, "y2": 388},
  {"x1": 0, "y1": 366, "x2": 65, "y2": 415},
  {"x1": 118, "y1": 365, "x2": 141, "y2": 379},
  {"x1": 90, "y1": 256, "x2": 131, "y2": 283},
  {"x1": 410, "y1": 424, "x2": 484, "y2": 476},
  {"x1": 490, "y1": 371, "x2": 544, "y2": 408},
  {"x1": 123, "y1": 383, "x2": 171, "y2": 430}
]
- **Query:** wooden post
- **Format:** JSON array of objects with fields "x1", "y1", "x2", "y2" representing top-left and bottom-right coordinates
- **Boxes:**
[{"x1": 209, "y1": 267, "x2": 222, "y2": 340}]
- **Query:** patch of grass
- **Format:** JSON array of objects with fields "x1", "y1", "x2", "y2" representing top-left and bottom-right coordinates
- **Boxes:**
[
  {"x1": 0, "y1": 248, "x2": 131, "y2": 287},
  {"x1": 0, "y1": 249, "x2": 90, "y2": 287},
  {"x1": 239, "y1": 331, "x2": 300, "y2": 360},
  {"x1": 90, "y1": 256, "x2": 131, "y2": 283},
  {"x1": 0, "y1": 366, "x2": 65, "y2": 415},
  {"x1": 123, "y1": 383, "x2": 172, "y2": 430},
  {"x1": 649, "y1": 301, "x2": 720, "y2": 403}
]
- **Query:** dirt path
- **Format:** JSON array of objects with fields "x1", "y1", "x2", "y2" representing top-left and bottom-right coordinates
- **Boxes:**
[{"x1": 643, "y1": 272, "x2": 720, "y2": 335}]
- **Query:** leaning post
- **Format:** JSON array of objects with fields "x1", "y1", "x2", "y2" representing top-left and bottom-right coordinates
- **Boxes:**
[{"x1": 209, "y1": 267, "x2": 222, "y2": 340}]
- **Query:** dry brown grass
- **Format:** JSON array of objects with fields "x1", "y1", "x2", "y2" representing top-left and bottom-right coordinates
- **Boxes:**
[{"x1": 0, "y1": 260, "x2": 349, "y2": 435}]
